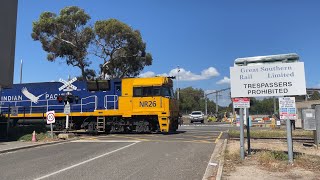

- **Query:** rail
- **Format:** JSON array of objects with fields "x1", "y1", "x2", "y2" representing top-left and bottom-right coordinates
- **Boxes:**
[
  {"x1": 104, "y1": 95, "x2": 118, "y2": 110},
  {"x1": 80, "y1": 95, "x2": 97, "y2": 113}
]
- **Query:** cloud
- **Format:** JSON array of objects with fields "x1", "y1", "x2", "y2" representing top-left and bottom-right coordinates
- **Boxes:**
[
  {"x1": 139, "y1": 67, "x2": 219, "y2": 81},
  {"x1": 216, "y1": 77, "x2": 230, "y2": 84},
  {"x1": 139, "y1": 71, "x2": 156, "y2": 77}
]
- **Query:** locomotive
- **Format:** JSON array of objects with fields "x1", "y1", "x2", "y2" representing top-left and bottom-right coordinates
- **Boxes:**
[{"x1": 0, "y1": 76, "x2": 180, "y2": 133}]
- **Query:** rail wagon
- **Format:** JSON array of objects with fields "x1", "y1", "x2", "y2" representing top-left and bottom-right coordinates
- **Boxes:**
[{"x1": 0, "y1": 76, "x2": 179, "y2": 133}]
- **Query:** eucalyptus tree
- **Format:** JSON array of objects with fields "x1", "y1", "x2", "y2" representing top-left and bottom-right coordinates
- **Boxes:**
[
  {"x1": 31, "y1": 6, "x2": 95, "y2": 80},
  {"x1": 94, "y1": 19, "x2": 152, "y2": 78}
]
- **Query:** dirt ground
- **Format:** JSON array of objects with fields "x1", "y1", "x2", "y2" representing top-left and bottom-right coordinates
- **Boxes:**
[{"x1": 222, "y1": 139, "x2": 320, "y2": 180}]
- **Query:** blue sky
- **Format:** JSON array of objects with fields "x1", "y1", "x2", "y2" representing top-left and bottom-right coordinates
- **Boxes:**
[{"x1": 14, "y1": 0, "x2": 320, "y2": 105}]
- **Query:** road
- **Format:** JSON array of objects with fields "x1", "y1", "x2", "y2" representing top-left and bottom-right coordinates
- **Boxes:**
[{"x1": 0, "y1": 125, "x2": 230, "y2": 180}]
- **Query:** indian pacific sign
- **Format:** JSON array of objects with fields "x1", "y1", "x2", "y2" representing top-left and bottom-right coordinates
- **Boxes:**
[{"x1": 230, "y1": 62, "x2": 306, "y2": 97}]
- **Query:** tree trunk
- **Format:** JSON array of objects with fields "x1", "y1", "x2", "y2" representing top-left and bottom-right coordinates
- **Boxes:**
[{"x1": 80, "y1": 66, "x2": 87, "y2": 81}]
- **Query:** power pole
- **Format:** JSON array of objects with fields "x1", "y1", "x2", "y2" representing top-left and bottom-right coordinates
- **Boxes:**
[
  {"x1": 205, "y1": 88, "x2": 230, "y2": 116},
  {"x1": 177, "y1": 65, "x2": 180, "y2": 101}
]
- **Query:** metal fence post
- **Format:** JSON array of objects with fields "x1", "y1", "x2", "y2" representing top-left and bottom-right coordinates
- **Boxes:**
[{"x1": 240, "y1": 108, "x2": 245, "y2": 160}]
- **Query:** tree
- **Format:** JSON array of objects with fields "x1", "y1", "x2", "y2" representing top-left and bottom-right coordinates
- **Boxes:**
[
  {"x1": 178, "y1": 87, "x2": 219, "y2": 114},
  {"x1": 249, "y1": 97, "x2": 275, "y2": 115},
  {"x1": 31, "y1": 6, "x2": 95, "y2": 80},
  {"x1": 94, "y1": 19, "x2": 152, "y2": 78},
  {"x1": 310, "y1": 91, "x2": 320, "y2": 100}
]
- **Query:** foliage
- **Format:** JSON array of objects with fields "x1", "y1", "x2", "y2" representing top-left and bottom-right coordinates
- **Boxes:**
[
  {"x1": 94, "y1": 19, "x2": 152, "y2": 78},
  {"x1": 309, "y1": 91, "x2": 320, "y2": 100},
  {"x1": 18, "y1": 132, "x2": 50, "y2": 141},
  {"x1": 249, "y1": 97, "x2": 277, "y2": 115},
  {"x1": 258, "y1": 151, "x2": 288, "y2": 162},
  {"x1": 178, "y1": 87, "x2": 217, "y2": 114},
  {"x1": 32, "y1": 6, "x2": 95, "y2": 80},
  {"x1": 228, "y1": 129, "x2": 313, "y2": 138},
  {"x1": 32, "y1": 7, "x2": 152, "y2": 80}
]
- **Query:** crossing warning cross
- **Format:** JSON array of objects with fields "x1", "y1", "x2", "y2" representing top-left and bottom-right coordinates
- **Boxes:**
[{"x1": 59, "y1": 77, "x2": 77, "y2": 91}]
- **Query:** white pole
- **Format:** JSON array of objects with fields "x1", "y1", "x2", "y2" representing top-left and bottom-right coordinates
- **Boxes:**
[
  {"x1": 177, "y1": 65, "x2": 180, "y2": 100},
  {"x1": 20, "y1": 59, "x2": 23, "y2": 84},
  {"x1": 65, "y1": 101, "x2": 69, "y2": 129},
  {"x1": 50, "y1": 123, "x2": 53, "y2": 139}
]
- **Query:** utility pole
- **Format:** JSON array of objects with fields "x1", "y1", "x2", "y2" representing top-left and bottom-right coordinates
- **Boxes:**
[
  {"x1": 20, "y1": 59, "x2": 23, "y2": 84},
  {"x1": 177, "y1": 65, "x2": 180, "y2": 101},
  {"x1": 205, "y1": 88, "x2": 230, "y2": 116},
  {"x1": 216, "y1": 93, "x2": 219, "y2": 116},
  {"x1": 205, "y1": 93, "x2": 208, "y2": 115}
]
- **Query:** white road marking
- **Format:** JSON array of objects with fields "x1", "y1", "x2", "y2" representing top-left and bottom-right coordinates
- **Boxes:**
[
  {"x1": 72, "y1": 140, "x2": 140, "y2": 143},
  {"x1": 181, "y1": 124, "x2": 232, "y2": 127},
  {"x1": 34, "y1": 141, "x2": 139, "y2": 180}
]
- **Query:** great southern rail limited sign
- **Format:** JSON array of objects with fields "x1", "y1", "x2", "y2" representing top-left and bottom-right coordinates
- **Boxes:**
[{"x1": 230, "y1": 62, "x2": 306, "y2": 97}]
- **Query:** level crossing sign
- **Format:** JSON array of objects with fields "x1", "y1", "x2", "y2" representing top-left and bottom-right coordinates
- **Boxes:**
[
  {"x1": 59, "y1": 77, "x2": 77, "y2": 91},
  {"x1": 46, "y1": 111, "x2": 55, "y2": 124}
]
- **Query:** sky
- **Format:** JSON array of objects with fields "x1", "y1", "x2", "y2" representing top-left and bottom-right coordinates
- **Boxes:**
[{"x1": 13, "y1": 0, "x2": 320, "y2": 106}]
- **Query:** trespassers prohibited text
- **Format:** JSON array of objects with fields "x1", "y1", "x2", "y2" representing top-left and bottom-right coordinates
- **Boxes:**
[{"x1": 244, "y1": 82, "x2": 292, "y2": 95}]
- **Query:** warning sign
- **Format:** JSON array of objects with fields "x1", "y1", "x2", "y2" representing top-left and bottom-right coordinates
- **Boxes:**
[
  {"x1": 233, "y1": 98, "x2": 250, "y2": 108},
  {"x1": 46, "y1": 111, "x2": 55, "y2": 124},
  {"x1": 279, "y1": 97, "x2": 296, "y2": 120},
  {"x1": 230, "y1": 62, "x2": 306, "y2": 97}
]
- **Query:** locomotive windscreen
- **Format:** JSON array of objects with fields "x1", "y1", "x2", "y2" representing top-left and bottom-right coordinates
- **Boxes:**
[{"x1": 87, "y1": 80, "x2": 110, "y2": 91}]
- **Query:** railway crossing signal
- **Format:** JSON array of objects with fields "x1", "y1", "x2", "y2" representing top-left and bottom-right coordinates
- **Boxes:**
[
  {"x1": 56, "y1": 95, "x2": 79, "y2": 104},
  {"x1": 59, "y1": 77, "x2": 77, "y2": 91}
]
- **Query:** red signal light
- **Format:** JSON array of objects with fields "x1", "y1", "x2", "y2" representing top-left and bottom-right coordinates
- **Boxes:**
[{"x1": 57, "y1": 95, "x2": 64, "y2": 103}]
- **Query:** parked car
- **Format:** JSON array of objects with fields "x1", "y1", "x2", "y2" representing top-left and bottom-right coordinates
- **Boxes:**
[{"x1": 189, "y1": 111, "x2": 204, "y2": 123}]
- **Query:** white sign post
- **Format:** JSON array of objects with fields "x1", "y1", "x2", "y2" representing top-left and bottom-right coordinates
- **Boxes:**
[
  {"x1": 46, "y1": 111, "x2": 55, "y2": 139},
  {"x1": 278, "y1": 97, "x2": 296, "y2": 164}
]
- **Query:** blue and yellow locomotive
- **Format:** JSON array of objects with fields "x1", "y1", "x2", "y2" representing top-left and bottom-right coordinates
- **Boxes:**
[{"x1": 0, "y1": 76, "x2": 179, "y2": 133}]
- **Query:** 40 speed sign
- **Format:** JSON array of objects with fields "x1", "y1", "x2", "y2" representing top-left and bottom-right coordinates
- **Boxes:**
[{"x1": 46, "y1": 111, "x2": 55, "y2": 124}]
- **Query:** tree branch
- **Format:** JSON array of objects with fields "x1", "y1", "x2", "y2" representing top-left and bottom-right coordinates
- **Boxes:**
[{"x1": 54, "y1": 36, "x2": 77, "y2": 47}]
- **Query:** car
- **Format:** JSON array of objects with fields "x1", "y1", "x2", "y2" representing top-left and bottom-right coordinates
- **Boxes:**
[{"x1": 189, "y1": 111, "x2": 204, "y2": 123}]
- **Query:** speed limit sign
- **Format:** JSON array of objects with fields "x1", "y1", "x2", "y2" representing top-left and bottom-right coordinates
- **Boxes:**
[{"x1": 46, "y1": 111, "x2": 55, "y2": 124}]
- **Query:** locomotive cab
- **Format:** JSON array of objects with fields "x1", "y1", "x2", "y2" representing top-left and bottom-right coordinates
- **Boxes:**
[{"x1": 118, "y1": 77, "x2": 179, "y2": 132}]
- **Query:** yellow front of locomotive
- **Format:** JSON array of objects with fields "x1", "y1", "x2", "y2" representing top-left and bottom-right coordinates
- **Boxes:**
[{"x1": 120, "y1": 77, "x2": 179, "y2": 132}]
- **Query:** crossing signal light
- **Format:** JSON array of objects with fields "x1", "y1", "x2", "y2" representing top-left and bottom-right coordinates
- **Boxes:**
[
  {"x1": 67, "y1": 95, "x2": 74, "y2": 103},
  {"x1": 57, "y1": 95, "x2": 79, "y2": 104},
  {"x1": 57, "y1": 95, "x2": 64, "y2": 103}
]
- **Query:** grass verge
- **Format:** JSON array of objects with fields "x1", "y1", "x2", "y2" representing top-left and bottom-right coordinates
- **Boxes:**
[
  {"x1": 225, "y1": 148, "x2": 320, "y2": 173},
  {"x1": 229, "y1": 129, "x2": 313, "y2": 138},
  {"x1": 295, "y1": 154, "x2": 320, "y2": 171},
  {"x1": 18, "y1": 132, "x2": 57, "y2": 142}
]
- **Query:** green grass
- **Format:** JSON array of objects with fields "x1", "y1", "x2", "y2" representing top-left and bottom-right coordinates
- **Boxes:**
[
  {"x1": 18, "y1": 132, "x2": 51, "y2": 141},
  {"x1": 258, "y1": 151, "x2": 288, "y2": 162},
  {"x1": 229, "y1": 129, "x2": 313, "y2": 138},
  {"x1": 8, "y1": 124, "x2": 50, "y2": 141}
]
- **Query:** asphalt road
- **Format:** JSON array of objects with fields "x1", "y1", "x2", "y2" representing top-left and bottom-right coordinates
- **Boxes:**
[{"x1": 0, "y1": 125, "x2": 228, "y2": 180}]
